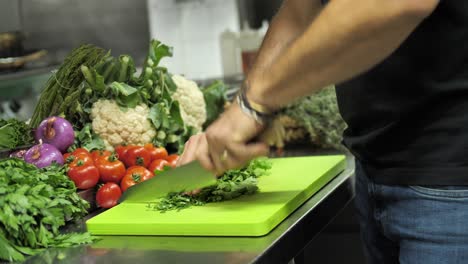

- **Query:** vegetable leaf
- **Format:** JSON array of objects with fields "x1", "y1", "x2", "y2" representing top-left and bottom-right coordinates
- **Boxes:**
[
  {"x1": 73, "y1": 124, "x2": 106, "y2": 151},
  {"x1": 148, "y1": 39, "x2": 173, "y2": 67},
  {"x1": 201, "y1": 80, "x2": 227, "y2": 129},
  {"x1": 109, "y1": 82, "x2": 142, "y2": 108}
]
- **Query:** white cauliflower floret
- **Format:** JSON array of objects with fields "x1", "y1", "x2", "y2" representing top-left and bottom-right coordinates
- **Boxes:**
[
  {"x1": 171, "y1": 74, "x2": 207, "y2": 132},
  {"x1": 90, "y1": 99, "x2": 156, "y2": 150}
]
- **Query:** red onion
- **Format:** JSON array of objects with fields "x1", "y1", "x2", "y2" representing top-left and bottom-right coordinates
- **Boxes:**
[
  {"x1": 9, "y1": 149, "x2": 27, "y2": 159},
  {"x1": 35, "y1": 116, "x2": 75, "y2": 153},
  {"x1": 24, "y1": 143, "x2": 64, "y2": 168}
]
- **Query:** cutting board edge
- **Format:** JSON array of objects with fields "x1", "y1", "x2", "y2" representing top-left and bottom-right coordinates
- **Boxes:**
[
  {"x1": 87, "y1": 223, "x2": 268, "y2": 237},
  {"x1": 257, "y1": 156, "x2": 347, "y2": 235}
]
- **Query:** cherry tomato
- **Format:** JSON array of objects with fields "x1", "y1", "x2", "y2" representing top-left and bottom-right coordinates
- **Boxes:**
[
  {"x1": 144, "y1": 143, "x2": 168, "y2": 161},
  {"x1": 68, "y1": 164, "x2": 100, "y2": 189},
  {"x1": 96, "y1": 182, "x2": 122, "y2": 209},
  {"x1": 95, "y1": 154, "x2": 126, "y2": 183},
  {"x1": 120, "y1": 166, "x2": 154, "y2": 192},
  {"x1": 115, "y1": 145, "x2": 132, "y2": 164},
  {"x1": 125, "y1": 146, "x2": 151, "y2": 168},
  {"x1": 91, "y1": 149, "x2": 111, "y2": 163},
  {"x1": 165, "y1": 154, "x2": 179, "y2": 168},
  {"x1": 148, "y1": 159, "x2": 170, "y2": 174},
  {"x1": 66, "y1": 152, "x2": 94, "y2": 167}
]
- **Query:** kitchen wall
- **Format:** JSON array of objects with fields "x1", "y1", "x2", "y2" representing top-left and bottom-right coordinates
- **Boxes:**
[
  {"x1": 147, "y1": 0, "x2": 240, "y2": 80},
  {"x1": 0, "y1": 0, "x2": 150, "y2": 119},
  {"x1": 20, "y1": 0, "x2": 150, "y2": 63},
  {"x1": 0, "y1": 0, "x2": 21, "y2": 33},
  {"x1": 146, "y1": 0, "x2": 283, "y2": 80}
]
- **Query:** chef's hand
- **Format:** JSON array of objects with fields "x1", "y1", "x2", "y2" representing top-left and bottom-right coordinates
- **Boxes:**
[{"x1": 177, "y1": 102, "x2": 269, "y2": 175}]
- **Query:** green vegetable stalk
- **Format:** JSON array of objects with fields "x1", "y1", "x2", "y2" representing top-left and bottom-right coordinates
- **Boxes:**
[{"x1": 29, "y1": 44, "x2": 107, "y2": 128}]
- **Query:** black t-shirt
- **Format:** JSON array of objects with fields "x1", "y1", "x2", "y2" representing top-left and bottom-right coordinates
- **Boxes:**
[{"x1": 336, "y1": 1, "x2": 468, "y2": 185}]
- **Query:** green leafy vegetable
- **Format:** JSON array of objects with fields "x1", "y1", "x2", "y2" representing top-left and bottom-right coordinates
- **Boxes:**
[
  {"x1": 282, "y1": 86, "x2": 347, "y2": 150},
  {"x1": 0, "y1": 119, "x2": 34, "y2": 149},
  {"x1": 0, "y1": 158, "x2": 95, "y2": 262},
  {"x1": 201, "y1": 80, "x2": 227, "y2": 129},
  {"x1": 71, "y1": 124, "x2": 106, "y2": 152},
  {"x1": 150, "y1": 158, "x2": 272, "y2": 212}
]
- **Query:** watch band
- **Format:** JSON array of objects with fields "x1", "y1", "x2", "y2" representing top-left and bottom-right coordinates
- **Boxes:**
[{"x1": 236, "y1": 88, "x2": 276, "y2": 125}]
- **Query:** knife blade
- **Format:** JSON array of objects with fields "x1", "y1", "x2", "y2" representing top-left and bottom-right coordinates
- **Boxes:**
[{"x1": 119, "y1": 161, "x2": 217, "y2": 203}]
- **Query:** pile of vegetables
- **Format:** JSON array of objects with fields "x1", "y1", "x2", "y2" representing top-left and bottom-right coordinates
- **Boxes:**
[
  {"x1": 0, "y1": 39, "x2": 280, "y2": 262},
  {"x1": 29, "y1": 40, "x2": 227, "y2": 153},
  {"x1": 61, "y1": 144, "x2": 180, "y2": 209},
  {"x1": 0, "y1": 159, "x2": 94, "y2": 262},
  {"x1": 150, "y1": 158, "x2": 272, "y2": 212}
]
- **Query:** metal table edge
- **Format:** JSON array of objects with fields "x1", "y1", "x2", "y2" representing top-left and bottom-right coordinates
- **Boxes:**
[{"x1": 250, "y1": 157, "x2": 355, "y2": 264}]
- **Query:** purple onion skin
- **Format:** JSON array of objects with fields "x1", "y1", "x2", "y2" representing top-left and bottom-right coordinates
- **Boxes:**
[
  {"x1": 9, "y1": 149, "x2": 27, "y2": 159},
  {"x1": 35, "y1": 116, "x2": 75, "y2": 153},
  {"x1": 24, "y1": 143, "x2": 64, "y2": 168}
]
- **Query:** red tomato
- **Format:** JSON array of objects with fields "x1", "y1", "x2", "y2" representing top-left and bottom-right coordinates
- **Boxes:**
[
  {"x1": 115, "y1": 145, "x2": 131, "y2": 162},
  {"x1": 68, "y1": 164, "x2": 100, "y2": 189},
  {"x1": 148, "y1": 159, "x2": 170, "y2": 174},
  {"x1": 144, "y1": 143, "x2": 168, "y2": 161},
  {"x1": 165, "y1": 154, "x2": 179, "y2": 168},
  {"x1": 91, "y1": 150, "x2": 111, "y2": 163},
  {"x1": 120, "y1": 166, "x2": 154, "y2": 192},
  {"x1": 95, "y1": 154, "x2": 126, "y2": 183},
  {"x1": 72, "y1": 148, "x2": 91, "y2": 156},
  {"x1": 96, "y1": 182, "x2": 122, "y2": 209},
  {"x1": 63, "y1": 152, "x2": 71, "y2": 161},
  {"x1": 125, "y1": 146, "x2": 151, "y2": 168},
  {"x1": 66, "y1": 153, "x2": 94, "y2": 167},
  {"x1": 64, "y1": 148, "x2": 91, "y2": 162}
]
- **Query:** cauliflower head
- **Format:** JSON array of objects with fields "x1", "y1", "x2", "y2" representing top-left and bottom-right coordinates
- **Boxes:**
[
  {"x1": 90, "y1": 99, "x2": 156, "y2": 150},
  {"x1": 171, "y1": 74, "x2": 207, "y2": 132}
]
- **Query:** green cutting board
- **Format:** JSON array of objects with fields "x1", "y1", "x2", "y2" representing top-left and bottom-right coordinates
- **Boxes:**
[{"x1": 86, "y1": 155, "x2": 346, "y2": 237}]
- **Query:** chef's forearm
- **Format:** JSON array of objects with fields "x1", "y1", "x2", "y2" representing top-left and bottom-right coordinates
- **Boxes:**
[
  {"x1": 246, "y1": 0, "x2": 324, "y2": 86},
  {"x1": 247, "y1": 0, "x2": 439, "y2": 110}
]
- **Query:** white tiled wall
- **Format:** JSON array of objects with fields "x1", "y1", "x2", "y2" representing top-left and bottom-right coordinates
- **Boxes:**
[{"x1": 147, "y1": 0, "x2": 240, "y2": 79}]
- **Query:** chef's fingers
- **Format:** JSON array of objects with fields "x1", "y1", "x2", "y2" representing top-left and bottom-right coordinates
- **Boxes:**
[
  {"x1": 205, "y1": 133, "x2": 228, "y2": 176},
  {"x1": 194, "y1": 134, "x2": 216, "y2": 173},
  {"x1": 228, "y1": 143, "x2": 269, "y2": 167},
  {"x1": 177, "y1": 134, "x2": 200, "y2": 167}
]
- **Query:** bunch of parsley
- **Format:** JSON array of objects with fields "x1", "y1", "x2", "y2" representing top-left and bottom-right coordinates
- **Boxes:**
[{"x1": 0, "y1": 159, "x2": 95, "y2": 262}]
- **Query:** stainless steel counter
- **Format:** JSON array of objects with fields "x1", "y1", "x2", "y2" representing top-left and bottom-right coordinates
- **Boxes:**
[{"x1": 22, "y1": 153, "x2": 355, "y2": 264}]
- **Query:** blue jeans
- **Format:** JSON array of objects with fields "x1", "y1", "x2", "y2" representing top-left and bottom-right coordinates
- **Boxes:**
[{"x1": 355, "y1": 161, "x2": 468, "y2": 264}]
